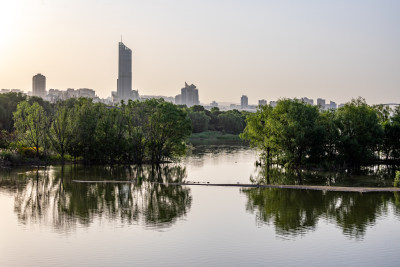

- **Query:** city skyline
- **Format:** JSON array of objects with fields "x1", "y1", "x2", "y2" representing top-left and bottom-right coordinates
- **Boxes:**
[{"x1": 1, "y1": 1, "x2": 399, "y2": 105}]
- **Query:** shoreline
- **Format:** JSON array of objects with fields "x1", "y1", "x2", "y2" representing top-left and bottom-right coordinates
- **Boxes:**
[{"x1": 72, "y1": 180, "x2": 400, "y2": 192}]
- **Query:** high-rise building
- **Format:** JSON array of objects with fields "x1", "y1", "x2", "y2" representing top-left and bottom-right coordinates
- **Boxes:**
[
  {"x1": 317, "y1": 98, "x2": 326, "y2": 109},
  {"x1": 258, "y1": 99, "x2": 267, "y2": 106},
  {"x1": 241, "y1": 95, "x2": 248, "y2": 109},
  {"x1": 117, "y1": 41, "x2": 138, "y2": 102},
  {"x1": 32, "y1": 73, "x2": 46, "y2": 98},
  {"x1": 328, "y1": 101, "x2": 337, "y2": 110},
  {"x1": 175, "y1": 82, "x2": 199, "y2": 107},
  {"x1": 301, "y1": 97, "x2": 314, "y2": 105}
]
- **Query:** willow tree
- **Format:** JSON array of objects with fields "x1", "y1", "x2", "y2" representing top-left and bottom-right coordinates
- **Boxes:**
[
  {"x1": 49, "y1": 101, "x2": 72, "y2": 164},
  {"x1": 13, "y1": 101, "x2": 48, "y2": 158}
]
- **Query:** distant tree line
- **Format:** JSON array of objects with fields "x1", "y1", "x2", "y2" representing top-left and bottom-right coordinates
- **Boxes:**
[
  {"x1": 1, "y1": 93, "x2": 192, "y2": 165},
  {"x1": 186, "y1": 105, "x2": 248, "y2": 134},
  {"x1": 241, "y1": 98, "x2": 400, "y2": 171}
]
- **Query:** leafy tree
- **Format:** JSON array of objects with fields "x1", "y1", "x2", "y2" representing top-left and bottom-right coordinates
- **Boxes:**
[
  {"x1": 385, "y1": 106, "x2": 400, "y2": 161},
  {"x1": 317, "y1": 110, "x2": 339, "y2": 162},
  {"x1": 335, "y1": 98, "x2": 383, "y2": 169},
  {"x1": 269, "y1": 99, "x2": 323, "y2": 166},
  {"x1": 0, "y1": 92, "x2": 27, "y2": 132},
  {"x1": 95, "y1": 105, "x2": 127, "y2": 164},
  {"x1": 13, "y1": 101, "x2": 48, "y2": 158},
  {"x1": 218, "y1": 109, "x2": 245, "y2": 134},
  {"x1": 66, "y1": 98, "x2": 101, "y2": 163},
  {"x1": 241, "y1": 104, "x2": 275, "y2": 165},
  {"x1": 145, "y1": 100, "x2": 192, "y2": 163},
  {"x1": 188, "y1": 111, "x2": 210, "y2": 133},
  {"x1": 49, "y1": 101, "x2": 73, "y2": 164}
]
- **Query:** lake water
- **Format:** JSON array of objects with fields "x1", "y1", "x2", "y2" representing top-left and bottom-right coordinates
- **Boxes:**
[{"x1": 1, "y1": 142, "x2": 400, "y2": 266}]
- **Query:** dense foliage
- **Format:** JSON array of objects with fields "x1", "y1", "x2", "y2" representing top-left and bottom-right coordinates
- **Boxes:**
[
  {"x1": 186, "y1": 105, "x2": 247, "y2": 134},
  {"x1": 241, "y1": 98, "x2": 400, "y2": 170},
  {"x1": 1, "y1": 93, "x2": 192, "y2": 165}
]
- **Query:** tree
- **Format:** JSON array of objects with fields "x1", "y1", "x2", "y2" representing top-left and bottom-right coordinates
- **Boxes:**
[
  {"x1": 218, "y1": 109, "x2": 245, "y2": 134},
  {"x1": 188, "y1": 111, "x2": 210, "y2": 133},
  {"x1": 241, "y1": 99, "x2": 323, "y2": 168},
  {"x1": 0, "y1": 92, "x2": 27, "y2": 132},
  {"x1": 317, "y1": 110, "x2": 339, "y2": 162},
  {"x1": 49, "y1": 101, "x2": 72, "y2": 164},
  {"x1": 95, "y1": 105, "x2": 127, "y2": 164},
  {"x1": 66, "y1": 98, "x2": 101, "y2": 163},
  {"x1": 241, "y1": 104, "x2": 275, "y2": 165},
  {"x1": 269, "y1": 99, "x2": 323, "y2": 167},
  {"x1": 335, "y1": 98, "x2": 383, "y2": 169},
  {"x1": 13, "y1": 101, "x2": 48, "y2": 158},
  {"x1": 145, "y1": 100, "x2": 192, "y2": 163}
]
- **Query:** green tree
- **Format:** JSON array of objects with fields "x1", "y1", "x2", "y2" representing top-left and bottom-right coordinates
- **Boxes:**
[
  {"x1": 188, "y1": 111, "x2": 210, "y2": 133},
  {"x1": 335, "y1": 98, "x2": 383, "y2": 169},
  {"x1": 145, "y1": 100, "x2": 192, "y2": 163},
  {"x1": 13, "y1": 101, "x2": 48, "y2": 158},
  {"x1": 269, "y1": 99, "x2": 323, "y2": 167},
  {"x1": 218, "y1": 109, "x2": 245, "y2": 134},
  {"x1": 317, "y1": 110, "x2": 339, "y2": 162},
  {"x1": 49, "y1": 101, "x2": 73, "y2": 164},
  {"x1": 95, "y1": 105, "x2": 127, "y2": 164},
  {"x1": 66, "y1": 98, "x2": 101, "y2": 163},
  {"x1": 241, "y1": 104, "x2": 275, "y2": 165},
  {"x1": 0, "y1": 92, "x2": 27, "y2": 132}
]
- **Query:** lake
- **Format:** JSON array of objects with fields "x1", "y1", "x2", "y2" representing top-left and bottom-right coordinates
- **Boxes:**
[{"x1": 1, "y1": 142, "x2": 400, "y2": 266}]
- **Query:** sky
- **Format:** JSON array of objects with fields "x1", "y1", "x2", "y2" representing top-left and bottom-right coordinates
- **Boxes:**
[{"x1": 1, "y1": 0, "x2": 399, "y2": 105}]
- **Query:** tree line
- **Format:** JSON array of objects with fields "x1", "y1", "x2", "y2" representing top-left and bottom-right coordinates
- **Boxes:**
[
  {"x1": 241, "y1": 98, "x2": 400, "y2": 171},
  {"x1": 1, "y1": 93, "x2": 192, "y2": 165},
  {"x1": 186, "y1": 105, "x2": 248, "y2": 134}
]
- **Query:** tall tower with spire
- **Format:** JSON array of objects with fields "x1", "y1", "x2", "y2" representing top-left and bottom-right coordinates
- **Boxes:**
[{"x1": 117, "y1": 41, "x2": 133, "y2": 102}]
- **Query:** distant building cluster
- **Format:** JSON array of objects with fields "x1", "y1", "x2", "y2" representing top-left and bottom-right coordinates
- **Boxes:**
[
  {"x1": 0, "y1": 89, "x2": 23, "y2": 94},
  {"x1": 175, "y1": 82, "x2": 200, "y2": 107},
  {"x1": 225, "y1": 95, "x2": 341, "y2": 112},
  {"x1": 47, "y1": 88, "x2": 108, "y2": 103},
  {"x1": 4, "y1": 39, "x2": 397, "y2": 111}
]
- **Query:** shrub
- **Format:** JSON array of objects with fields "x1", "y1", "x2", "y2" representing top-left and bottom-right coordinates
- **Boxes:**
[{"x1": 395, "y1": 171, "x2": 400, "y2": 187}]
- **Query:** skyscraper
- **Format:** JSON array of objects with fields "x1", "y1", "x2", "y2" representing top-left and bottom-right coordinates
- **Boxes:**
[
  {"x1": 241, "y1": 95, "x2": 248, "y2": 109},
  {"x1": 117, "y1": 41, "x2": 133, "y2": 101},
  {"x1": 32, "y1": 73, "x2": 46, "y2": 98}
]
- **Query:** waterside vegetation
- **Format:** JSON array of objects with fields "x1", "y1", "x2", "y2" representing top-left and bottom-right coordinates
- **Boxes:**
[
  {"x1": 241, "y1": 98, "x2": 400, "y2": 171},
  {"x1": 0, "y1": 93, "x2": 248, "y2": 166},
  {"x1": 2, "y1": 94, "x2": 192, "y2": 165}
]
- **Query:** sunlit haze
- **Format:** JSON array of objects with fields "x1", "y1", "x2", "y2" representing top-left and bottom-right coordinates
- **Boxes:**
[{"x1": 1, "y1": 0, "x2": 399, "y2": 104}]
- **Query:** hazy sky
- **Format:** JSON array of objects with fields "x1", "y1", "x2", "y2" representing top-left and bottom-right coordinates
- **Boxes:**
[{"x1": 1, "y1": 0, "x2": 399, "y2": 105}]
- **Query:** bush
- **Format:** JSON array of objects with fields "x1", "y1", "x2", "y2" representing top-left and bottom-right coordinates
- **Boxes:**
[
  {"x1": 0, "y1": 150, "x2": 20, "y2": 163},
  {"x1": 394, "y1": 171, "x2": 400, "y2": 187},
  {"x1": 17, "y1": 146, "x2": 39, "y2": 158}
]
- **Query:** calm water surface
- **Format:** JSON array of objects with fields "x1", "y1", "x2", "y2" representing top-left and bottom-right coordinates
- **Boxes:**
[{"x1": 1, "y1": 142, "x2": 400, "y2": 266}]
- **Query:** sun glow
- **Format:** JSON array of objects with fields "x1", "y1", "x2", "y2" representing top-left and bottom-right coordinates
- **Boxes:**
[{"x1": 0, "y1": 1, "x2": 21, "y2": 51}]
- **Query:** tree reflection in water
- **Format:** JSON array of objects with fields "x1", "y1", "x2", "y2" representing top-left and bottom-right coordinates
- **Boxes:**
[
  {"x1": 242, "y1": 187, "x2": 400, "y2": 239},
  {"x1": 1, "y1": 165, "x2": 191, "y2": 231},
  {"x1": 244, "y1": 166, "x2": 400, "y2": 239}
]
